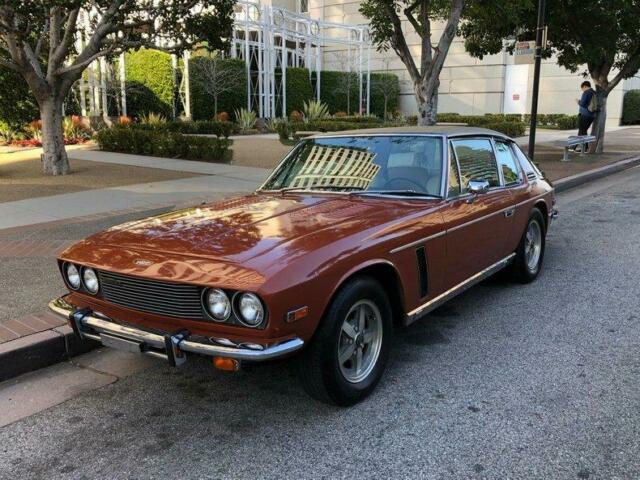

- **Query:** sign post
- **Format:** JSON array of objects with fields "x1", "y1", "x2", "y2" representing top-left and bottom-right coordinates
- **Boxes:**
[{"x1": 527, "y1": 0, "x2": 547, "y2": 160}]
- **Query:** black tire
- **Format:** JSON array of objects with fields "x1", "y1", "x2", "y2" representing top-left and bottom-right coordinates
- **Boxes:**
[
  {"x1": 510, "y1": 208, "x2": 546, "y2": 283},
  {"x1": 297, "y1": 276, "x2": 392, "y2": 406}
]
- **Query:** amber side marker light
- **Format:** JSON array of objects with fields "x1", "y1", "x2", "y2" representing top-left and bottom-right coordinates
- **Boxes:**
[
  {"x1": 213, "y1": 357, "x2": 240, "y2": 372},
  {"x1": 286, "y1": 306, "x2": 309, "y2": 323}
]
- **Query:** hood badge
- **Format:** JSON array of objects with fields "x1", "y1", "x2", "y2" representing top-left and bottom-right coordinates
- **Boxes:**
[{"x1": 134, "y1": 259, "x2": 153, "y2": 267}]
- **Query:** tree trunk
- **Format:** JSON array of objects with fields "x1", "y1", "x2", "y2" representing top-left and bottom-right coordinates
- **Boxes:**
[
  {"x1": 416, "y1": 86, "x2": 438, "y2": 126},
  {"x1": 590, "y1": 88, "x2": 608, "y2": 154},
  {"x1": 40, "y1": 98, "x2": 70, "y2": 175}
]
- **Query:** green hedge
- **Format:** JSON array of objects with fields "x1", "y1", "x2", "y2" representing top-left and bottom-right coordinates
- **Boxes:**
[
  {"x1": 125, "y1": 49, "x2": 175, "y2": 118},
  {"x1": 96, "y1": 126, "x2": 230, "y2": 162},
  {"x1": 483, "y1": 121, "x2": 526, "y2": 137},
  {"x1": 320, "y1": 71, "x2": 360, "y2": 115},
  {"x1": 131, "y1": 120, "x2": 235, "y2": 138},
  {"x1": 370, "y1": 73, "x2": 400, "y2": 118},
  {"x1": 622, "y1": 90, "x2": 640, "y2": 125},
  {"x1": 0, "y1": 65, "x2": 39, "y2": 129},
  {"x1": 190, "y1": 57, "x2": 247, "y2": 120},
  {"x1": 285, "y1": 68, "x2": 314, "y2": 115}
]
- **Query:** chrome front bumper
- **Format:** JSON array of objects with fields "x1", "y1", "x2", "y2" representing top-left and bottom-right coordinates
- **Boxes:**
[{"x1": 49, "y1": 296, "x2": 304, "y2": 366}]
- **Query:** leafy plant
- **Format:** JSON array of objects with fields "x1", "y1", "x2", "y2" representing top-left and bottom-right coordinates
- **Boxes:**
[
  {"x1": 139, "y1": 112, "x2": 167, "y2": 126},
  {"x1": 233, "y1": 108, "x2": 257, "y2": 133},
  {"x1": 62, "y1": 115, "x2": 91, "y2": 141},
  {"x1": 25, "y1": 119, "x2": 42, "y2": 141},
  {"x1": 0, "y1": 121, "x2": 20, "y2": 144},
  {"x1": 302, "y1": 100, "x2": 329, "y2": 122},
  {"x1": 275, "y1": 120, "x2": 292, "y2": 141}
]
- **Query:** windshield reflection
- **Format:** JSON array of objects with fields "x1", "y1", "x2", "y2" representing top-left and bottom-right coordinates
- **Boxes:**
[{"x1": 262, "y1": 136, "x2": 444, "y2": 197}]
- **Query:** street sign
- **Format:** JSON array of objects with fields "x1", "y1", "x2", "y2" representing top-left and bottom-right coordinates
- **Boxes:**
[{"x1": 514, "y1": 40, "x2": 536, "y2": 64}]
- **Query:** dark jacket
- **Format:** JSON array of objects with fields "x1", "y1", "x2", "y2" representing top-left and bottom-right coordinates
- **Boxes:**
[{"x1": 579, "y1": 88, "x2": 596, "y2": 117}]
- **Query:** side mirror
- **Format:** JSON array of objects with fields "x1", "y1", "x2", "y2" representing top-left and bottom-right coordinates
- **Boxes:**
[{"x1": 468, "y1": 179, "x2": 490, "y2": 195}]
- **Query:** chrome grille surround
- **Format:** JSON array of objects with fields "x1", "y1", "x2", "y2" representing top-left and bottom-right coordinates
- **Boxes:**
[{"x1": 98, "y1": 270, "x2": 206, "y2": 320}]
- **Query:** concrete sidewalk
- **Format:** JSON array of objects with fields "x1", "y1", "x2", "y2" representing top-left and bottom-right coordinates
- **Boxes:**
[
  {"x1": 68, "y1": 149, "x2": 270, "y2": 182},
  {"x1": 0, "y1": 175, "x2": 265, "y2": 230}
]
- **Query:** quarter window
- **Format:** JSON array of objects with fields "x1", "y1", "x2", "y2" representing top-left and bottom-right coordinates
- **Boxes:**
[
  {"x1": 451, "y1": 139, "x2": 500, "y2": 192},
  {"x1": 494, "y1": 141, "x2": 522, "y2": 186}
]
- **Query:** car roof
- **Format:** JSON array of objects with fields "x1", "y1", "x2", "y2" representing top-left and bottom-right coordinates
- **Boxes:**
[{"x1": 311, "y1": 125, "x2": 512, "y2": 140}]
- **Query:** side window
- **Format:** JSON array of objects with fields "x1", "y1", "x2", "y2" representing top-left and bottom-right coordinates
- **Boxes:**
[
  {"x1": 447, "y1": 145, "x2": 461, "y2": 197},
  {"x1": 494, "y1": 141, "x2": 522, "y2": 186},
  {"x1": 451, "y1": 138, "x2": 500, "y2": 192},
  {"x1": 512, "y1": 143, "x2": 542, "y2": 179}
]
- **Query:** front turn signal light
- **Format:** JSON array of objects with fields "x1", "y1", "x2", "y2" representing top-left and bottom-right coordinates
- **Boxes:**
[{"x1": 213, "y1": 356, "x2": 240, "y2": 372}]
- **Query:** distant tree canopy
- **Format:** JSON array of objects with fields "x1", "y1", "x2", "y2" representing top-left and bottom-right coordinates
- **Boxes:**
[
  {"x1": 460, "y1": 0, "x2": 640, "y2": 152},
  {"x1": 0, "y1": 1, "x2": 235, "y2": 175}
]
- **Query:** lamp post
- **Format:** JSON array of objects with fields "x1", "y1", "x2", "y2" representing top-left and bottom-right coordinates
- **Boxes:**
[{"x1": 527, "y1": 0, "x2": 546, "y2": 159}]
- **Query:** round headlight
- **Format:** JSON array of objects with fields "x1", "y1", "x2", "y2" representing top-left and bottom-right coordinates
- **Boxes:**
[
  {"x1": 82, "y1": 268, "x2": 100, "y2": 294},
  {"x1": 65, "y1": 263, "x2": 81, "y2": 290},
  {"x1": 204, "y1": 288, "x2": 231, "y2": 321},
  {"x1": 238, "y1": 293, "x2": 264, "y2": 327}
]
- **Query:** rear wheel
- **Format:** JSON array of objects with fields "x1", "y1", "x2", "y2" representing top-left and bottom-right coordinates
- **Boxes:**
[
  {"x1": 297, "y1": 276, "x2": 392, "y2": 406},
  {"x1": 511, "y1": 208, "x2": 546, "y2": 283}
]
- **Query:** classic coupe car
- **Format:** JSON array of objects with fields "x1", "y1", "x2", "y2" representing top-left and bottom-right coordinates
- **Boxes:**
[{"x1": 50, "y1": 126, "x2": 556, "y2": 405}]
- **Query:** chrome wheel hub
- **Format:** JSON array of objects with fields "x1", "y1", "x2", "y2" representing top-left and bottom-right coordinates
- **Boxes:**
[
  {"x1": 525, "y1": 220, "x2": 542, "y2": 272},
  {"x1": 338, "y1": 300, "x2": 383, "y2": 384}
]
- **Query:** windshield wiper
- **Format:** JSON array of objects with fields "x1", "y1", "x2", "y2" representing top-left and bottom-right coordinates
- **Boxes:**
[
  {"x1": 351, "y1": 190, "x2": 441, "y2": 198},
  {"x1": 273, "y1": 186, "x2": 365, "y2": 195}
]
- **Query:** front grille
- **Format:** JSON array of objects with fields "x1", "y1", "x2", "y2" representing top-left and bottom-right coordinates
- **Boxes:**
[{"x1": 98, "y1": 271, "x2": 205, "y2": 320}]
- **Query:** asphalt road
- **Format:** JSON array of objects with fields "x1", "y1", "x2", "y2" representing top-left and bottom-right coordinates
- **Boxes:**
[{"x1": 2, "y1": 167, "x2": 640, "y2": 479}]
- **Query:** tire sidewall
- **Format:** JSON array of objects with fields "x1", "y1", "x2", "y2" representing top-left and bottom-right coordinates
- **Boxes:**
[
  {"x1": 518, "y1": 209, "x2": 546, "y2": 280},
  {"x1": 316, "y1": 277, "x2": 393, "y2": 404}
]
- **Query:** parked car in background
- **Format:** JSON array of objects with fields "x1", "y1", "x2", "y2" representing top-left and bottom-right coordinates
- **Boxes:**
[{"x1": 49, "y1": 126, "x2": 556, "y2": 406}]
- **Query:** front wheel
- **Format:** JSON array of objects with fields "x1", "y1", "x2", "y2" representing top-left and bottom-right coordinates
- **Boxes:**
[
  {"x1": 297, "y1": 276, "x2": 392, "y2": 406},
  {"x1": 510, "y1": 208, "x2": 546, "y2": 283}
]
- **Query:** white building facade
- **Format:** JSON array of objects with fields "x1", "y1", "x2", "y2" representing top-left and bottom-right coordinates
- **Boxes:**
[{"x1": 300, "y1": 0, "x2": 639, "y2": 125}]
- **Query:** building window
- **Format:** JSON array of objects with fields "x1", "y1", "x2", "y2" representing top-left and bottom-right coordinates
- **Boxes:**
[{"x1": 299, "y1": 0, "x2": 308, "y2": 13}]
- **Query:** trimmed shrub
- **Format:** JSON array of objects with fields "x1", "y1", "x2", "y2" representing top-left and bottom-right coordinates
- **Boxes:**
[
  {"x1": 370, "y1": 73, "x2": 400, "y2": 119},
  {"x1": 125, "y1": 49, "x2": 175, "y2": 118},
  {"x1": 96, "y1": 126, "x2": 230, "y2": 162},
  {"x1": 0, "y1": 65, "x2": 39, "y2": 129},
  {"x1": 127, "y1": 120, "x2": 234, "y2": 138},
  {"x1": 483, "y1": 121, "x2": 526, "y2": 137},
  {"x1": 190, "y1": 57, "x2": 247, "y2": 121},
  {"x1": 285, "y1": 68, "x2": 314, "y2": 116},
  {"x1": 622, "y1": 90, "x2": 640, "y2": 125},
  {"x1": 320, "y1": 71, "x2": 360, "y2": 114}
]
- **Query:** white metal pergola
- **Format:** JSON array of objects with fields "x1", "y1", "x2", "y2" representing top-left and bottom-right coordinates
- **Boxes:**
[
  {"x1": 229, "y1": 0, "x2": 372, "y2": 118},
  {"x1": 71, "y1": 1, "x2": 372, "y2": 119}
]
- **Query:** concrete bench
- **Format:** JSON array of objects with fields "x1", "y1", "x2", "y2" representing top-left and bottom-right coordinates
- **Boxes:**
[{"x1": 555, "y1": 135, "x2": 596, "y2": 161}]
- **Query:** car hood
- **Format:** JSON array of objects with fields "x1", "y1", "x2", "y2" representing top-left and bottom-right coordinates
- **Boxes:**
[{"x1": 71, "y1": 193, "x2": 437, "y2": 265}]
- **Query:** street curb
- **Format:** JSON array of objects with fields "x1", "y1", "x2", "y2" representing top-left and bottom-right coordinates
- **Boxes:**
[
  {"x1": 0, "y1": 325, "x2": 98, "y2": 383},
  {"x1": 553, "y1": 155, "x2": 640, "y2": 192}
]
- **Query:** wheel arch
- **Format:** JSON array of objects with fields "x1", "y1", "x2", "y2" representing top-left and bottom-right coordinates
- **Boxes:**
[
  {"x1": 328, "y1": 260, "x2": 406, "y2": 326},
  {"x1": 533, "y1": 199, "x2": 549, "y2": 231}
]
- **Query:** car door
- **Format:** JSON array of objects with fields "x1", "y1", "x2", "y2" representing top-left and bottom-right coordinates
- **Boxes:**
[{"x1": 441, "y1": 137, "x2": 515, "y2": 287}]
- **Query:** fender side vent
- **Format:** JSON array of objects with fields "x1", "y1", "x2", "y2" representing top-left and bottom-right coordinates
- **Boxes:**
[{"x1": 416, "y1": 246, "x2": 428, "y2": 298}]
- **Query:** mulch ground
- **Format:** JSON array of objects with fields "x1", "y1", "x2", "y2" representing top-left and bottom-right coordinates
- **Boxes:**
[{"x1": 0, "y1": 149, "x2": 201, "y2": 203}]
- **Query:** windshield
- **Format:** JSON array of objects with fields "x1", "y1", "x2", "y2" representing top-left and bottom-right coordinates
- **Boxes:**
[{"x1": 261, "y1": 135, "x2": 444, "y2": 196}]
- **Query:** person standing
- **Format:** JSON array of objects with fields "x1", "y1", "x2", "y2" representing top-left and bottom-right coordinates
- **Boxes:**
[{"x1": 575, "y1": 81, "x2": 597, "y2": 151}]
